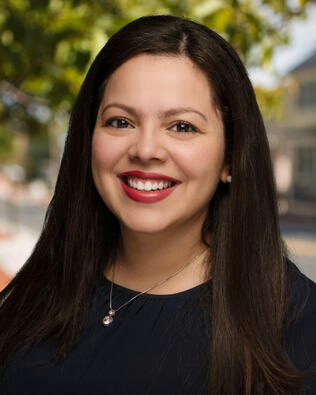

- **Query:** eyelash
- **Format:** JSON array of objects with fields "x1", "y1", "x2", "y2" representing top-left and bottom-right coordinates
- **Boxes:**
[{"x1": 104, "y1": 117, "x2": 198, "y2": 134}]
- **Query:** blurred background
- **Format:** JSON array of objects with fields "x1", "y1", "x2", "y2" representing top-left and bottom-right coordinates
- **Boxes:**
[{"x1": 0, "y1": 0, "x2": 315, "y2": 289}]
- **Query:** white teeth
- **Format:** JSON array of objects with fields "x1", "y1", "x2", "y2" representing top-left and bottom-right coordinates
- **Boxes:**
[
  {"x1": 136, "y1": 180, "x2": 144, "y2": 190},
  {"x1": 144, "y1": 181, "x2": 152, "y2": 191},
  {"x1": 125, "y1": 177, "x2": 174, "y2": 191}
]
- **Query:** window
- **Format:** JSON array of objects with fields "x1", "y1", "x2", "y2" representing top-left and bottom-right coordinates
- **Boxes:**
[
  {"x1": 298, "y1": 81, "x2": 316, "y2": 109},
  {"x1": 293, "y1": 146, "x2": 316, "y2": 200}
]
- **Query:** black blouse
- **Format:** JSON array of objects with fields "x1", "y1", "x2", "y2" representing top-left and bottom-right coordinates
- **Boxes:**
[{"x1": 1, "y1": 266, "x2": 316, "y2": 395}]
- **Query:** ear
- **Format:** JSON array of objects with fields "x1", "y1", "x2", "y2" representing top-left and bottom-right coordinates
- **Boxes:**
[{"x1": 219, "y1": 163, "x2": 231, "y2": 183}]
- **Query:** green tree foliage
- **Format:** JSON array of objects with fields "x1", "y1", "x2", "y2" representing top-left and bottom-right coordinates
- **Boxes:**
[
  {"x1": 1, "y1": 0, "x2": 314, "y2": 112},
  {"x1": 0, "y1": 0, "x2": 314, "y2": 175}
]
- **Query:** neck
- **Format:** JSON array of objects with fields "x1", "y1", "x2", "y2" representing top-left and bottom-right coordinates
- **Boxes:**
[{"x1": 106, "y1": 221, "x2": 210, "y2": 294}]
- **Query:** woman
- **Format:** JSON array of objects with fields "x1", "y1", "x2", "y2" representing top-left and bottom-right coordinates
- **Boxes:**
[{"x1": 0, "y1": 14, "x2": 315, "y2": 395}]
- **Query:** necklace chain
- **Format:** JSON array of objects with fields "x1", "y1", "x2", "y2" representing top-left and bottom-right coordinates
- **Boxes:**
[{"x1": 102, "y1": 248, "x2": 207, "y2": 327}]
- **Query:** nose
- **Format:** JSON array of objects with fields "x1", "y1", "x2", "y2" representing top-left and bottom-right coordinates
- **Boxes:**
[{"x1": 127, "y1": 125, "x2": 168, "y2": 163}]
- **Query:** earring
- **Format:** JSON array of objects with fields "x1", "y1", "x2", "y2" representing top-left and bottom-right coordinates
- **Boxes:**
[{"x1": 227, "y1": 175, "x2": 232, "y2": 183}]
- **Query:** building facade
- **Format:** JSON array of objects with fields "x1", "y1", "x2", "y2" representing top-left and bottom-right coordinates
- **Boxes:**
[{"x1": 267, "y1": 51, "x2": 316, "y2": 218}]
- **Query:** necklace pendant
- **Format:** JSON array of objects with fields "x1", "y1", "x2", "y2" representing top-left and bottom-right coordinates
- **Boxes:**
[{"x1": 102, "y1": 308, "x2": 116, "y2": 327}]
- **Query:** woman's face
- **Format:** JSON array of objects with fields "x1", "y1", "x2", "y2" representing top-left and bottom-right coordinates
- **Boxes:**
[{"x1": 91, "y1": 54, "x2": 229, "y2": 234}]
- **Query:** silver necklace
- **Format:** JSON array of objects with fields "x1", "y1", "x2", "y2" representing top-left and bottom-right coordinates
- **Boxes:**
[{"x1": 102, "y1": 248, "x2": 207, "y2": 327}]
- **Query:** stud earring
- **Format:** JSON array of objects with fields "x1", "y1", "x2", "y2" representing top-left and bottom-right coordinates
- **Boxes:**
[{"x1": 227, "y1": 175, "x2": 232, "y2": 183}]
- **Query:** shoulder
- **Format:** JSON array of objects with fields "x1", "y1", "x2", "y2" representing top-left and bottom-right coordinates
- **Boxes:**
[
  {"x1": 284, "y1": 260, "x2": 316, "y2": 393},
  {"x1": 286, "y1": 260, "x2": 316, "y2": 326}
]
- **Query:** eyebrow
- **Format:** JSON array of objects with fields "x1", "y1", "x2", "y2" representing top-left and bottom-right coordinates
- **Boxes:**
[{"x1": 101, "y1": 103, "x2": 207, "y2": 121}]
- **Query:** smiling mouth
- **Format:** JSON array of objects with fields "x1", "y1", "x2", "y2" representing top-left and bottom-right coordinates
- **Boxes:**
[{"x1": 121, "y1": 176, "x2": 177, "y2": 192}]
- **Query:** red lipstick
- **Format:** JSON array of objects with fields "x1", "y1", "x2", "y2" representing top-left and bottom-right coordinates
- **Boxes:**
[{"x1": 118, "y1": 170, "x2": 181, "y2": 203}]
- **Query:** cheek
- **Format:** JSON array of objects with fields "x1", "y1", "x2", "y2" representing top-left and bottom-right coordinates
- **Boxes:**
[
  {"x1": 91, "y1": 133, "x2": 123, "y2": 173},
  {"x1": 91, "y1": 133, "x2": 124, "y2": 210},
  {"x1": 175, "y1": 139, "x2": 225, "y2": 182}
]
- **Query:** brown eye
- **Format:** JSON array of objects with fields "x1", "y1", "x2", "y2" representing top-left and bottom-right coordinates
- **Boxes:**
[
  {"x1": 170, "y1": 121, "x2": 197, "y2": 134},
  {"x1": 105, "y1": 117, "x2": 133, "y2": 128}
]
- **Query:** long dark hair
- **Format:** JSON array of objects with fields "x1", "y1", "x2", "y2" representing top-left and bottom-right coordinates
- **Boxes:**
[{"x1": 0, "y1": 15, "x2": 307, "y2": 393}]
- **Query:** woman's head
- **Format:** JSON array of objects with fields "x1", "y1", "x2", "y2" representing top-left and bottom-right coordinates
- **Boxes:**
[
  {"x1": 67, "y1": 14, "x2": 266, "y2": 240},
  {"x1": 91, "y1": 53, "x2": 229, "y2": 235}
]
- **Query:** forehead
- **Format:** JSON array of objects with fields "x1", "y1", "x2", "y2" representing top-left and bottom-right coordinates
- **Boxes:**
[{"x1": 100, "y1": 54, "x2": 216, "y2": 115}]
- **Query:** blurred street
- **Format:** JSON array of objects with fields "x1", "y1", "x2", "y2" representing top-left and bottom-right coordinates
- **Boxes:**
[
  {"x1": 0, "y1": 199, "x2": 315, "y2": 290},
  {"x1": 0, "y1": 194, "x2": 48, "y2": 288}
]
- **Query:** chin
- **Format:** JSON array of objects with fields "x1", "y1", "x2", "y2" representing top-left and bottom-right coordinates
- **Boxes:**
[{"x1": 120, "y1": 215, "x2": 175, "y2": 235}]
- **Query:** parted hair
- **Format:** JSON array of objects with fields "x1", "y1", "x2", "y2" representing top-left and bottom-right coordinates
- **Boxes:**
[{"x1": 0, "y1": 14, "x2": 307, "y2": 394}]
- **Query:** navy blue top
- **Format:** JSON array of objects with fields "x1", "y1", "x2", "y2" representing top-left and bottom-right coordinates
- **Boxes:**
[{"x1": 1, "y1": 265, "x2": 316, "y2": 395}]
